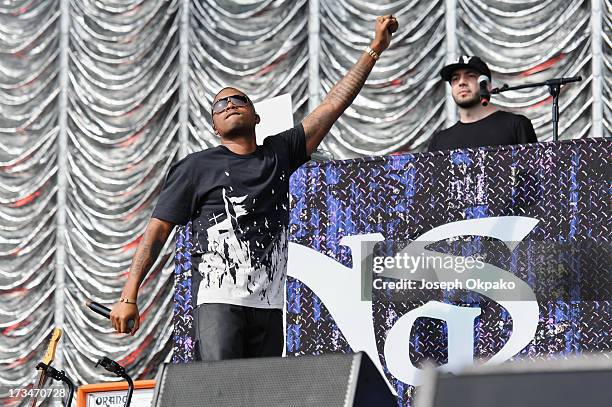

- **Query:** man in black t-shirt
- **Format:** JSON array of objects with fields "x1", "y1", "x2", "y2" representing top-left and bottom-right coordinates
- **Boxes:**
[
  {"x1": 110, "y1": 16, "x2": 399, "y2": 361},
  {"x1": 428, "y1": 56, "x2": 538, "y2": 152}
]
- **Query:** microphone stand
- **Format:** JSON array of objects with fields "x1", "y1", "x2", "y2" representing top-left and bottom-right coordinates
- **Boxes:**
[
  {"x1": 491, "y1": 76, "x2": 582, "y2": 142},
  {"x1": 35, "y1": 362, "x2": 75, "y2": 407},
  {"x1": 95, "y1": 357, "x2": 134, "y2": 407}
]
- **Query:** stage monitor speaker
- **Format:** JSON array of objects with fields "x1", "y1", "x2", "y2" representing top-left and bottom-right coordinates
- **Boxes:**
[
  {"x1": 151, "y1": 352, "x2": 395, "y2": 407},
  {"x1": 416, "y1": 353, "x2": 612, "y2": 407}
]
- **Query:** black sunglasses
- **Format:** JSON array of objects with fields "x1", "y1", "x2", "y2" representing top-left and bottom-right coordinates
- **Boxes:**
[{"x1": 211, "y1": 94, "x2": 251, "y2": 115}]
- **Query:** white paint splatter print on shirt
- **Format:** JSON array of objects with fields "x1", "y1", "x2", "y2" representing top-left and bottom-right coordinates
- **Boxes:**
[{"x1": 197, "y1": 188, "x2": 287, "y2": 308}]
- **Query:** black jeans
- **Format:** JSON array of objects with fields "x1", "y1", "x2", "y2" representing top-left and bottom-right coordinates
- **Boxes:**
[{"x1": 194, "y1": 303, "x2": 283, "y2": 362}]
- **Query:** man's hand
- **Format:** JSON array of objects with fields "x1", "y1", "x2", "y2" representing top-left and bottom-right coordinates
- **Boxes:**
[
  {"x1": 302, "y1": 15, "x2": 399, "y2": 155},
  {"x1": 370, "y1": 15, "x2": 398, "y2": 55},
  {"x1": 110, "y1": 302, "x2": 140, "y2": 336}
]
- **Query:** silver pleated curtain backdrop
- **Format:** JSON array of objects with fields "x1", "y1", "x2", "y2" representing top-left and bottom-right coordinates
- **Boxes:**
[{"x1": 1, "y1": 0, "x2": 610, "y2": 401}]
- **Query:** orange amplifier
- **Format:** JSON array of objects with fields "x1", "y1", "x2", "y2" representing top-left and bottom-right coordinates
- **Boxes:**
[{"x1": 76, "y1": 380, "x2": 155, "y2": 407}]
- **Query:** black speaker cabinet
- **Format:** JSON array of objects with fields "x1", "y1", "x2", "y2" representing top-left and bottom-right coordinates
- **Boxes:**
[
  {"x1": 151, "y1": 352, "x2": 396, "y2": 407},
  {"x1": 152, "y1": 352, "x2": 397, "y2": 407},
  {"x1": 416, "y1": 353, "x2": 612, "y2": 407}
]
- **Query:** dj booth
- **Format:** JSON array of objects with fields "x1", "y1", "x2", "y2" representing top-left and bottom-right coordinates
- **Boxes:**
[{"x1": 172, "y1": 138, "x2": 611, "y2": 406}]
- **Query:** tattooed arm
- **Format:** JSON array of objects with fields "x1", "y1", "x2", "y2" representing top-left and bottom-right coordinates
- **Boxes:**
[
  {"x1": 110, "y1": 218, "x2": 174, "y2": 335},
  {"x1": 302, "y1": 15, "x2": 398, "y2": 155}
]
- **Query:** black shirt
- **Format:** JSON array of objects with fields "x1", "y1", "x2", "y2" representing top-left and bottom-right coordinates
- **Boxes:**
[
  {"x1": 152, "y1": 125, "x2": 309, "y2": 309},
  {"x1": 428, "y1": 110, "x2": 537, "y2": 152}
]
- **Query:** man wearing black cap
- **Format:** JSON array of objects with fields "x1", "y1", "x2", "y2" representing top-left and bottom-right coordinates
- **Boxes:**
[{"x1": 428, "y1": 56, "x2": 537, "y2": 152}]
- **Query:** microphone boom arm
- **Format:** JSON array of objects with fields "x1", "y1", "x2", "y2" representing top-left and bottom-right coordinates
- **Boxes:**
[{"x1": 490, "y1": 76, "x2": 582, "y2": 142}]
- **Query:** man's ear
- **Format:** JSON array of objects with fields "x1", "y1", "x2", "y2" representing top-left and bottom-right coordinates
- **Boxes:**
[{"x1": 255, "y1": 114, "x2": 261, "y2": 124}]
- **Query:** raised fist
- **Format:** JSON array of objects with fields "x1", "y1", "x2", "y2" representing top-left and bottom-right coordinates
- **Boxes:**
[{"x1": 371, "y1": 15, "x2": 398, "y2": 55}]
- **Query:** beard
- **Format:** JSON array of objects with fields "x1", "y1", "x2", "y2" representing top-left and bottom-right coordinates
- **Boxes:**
[{"x1": 453, "y1": 93, "x2": 480, "y2": 108}]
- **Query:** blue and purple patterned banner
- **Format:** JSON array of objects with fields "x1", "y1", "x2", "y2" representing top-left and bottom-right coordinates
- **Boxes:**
[{"x1": 174, "y1": 139, "x2": 611, "y2": 406}]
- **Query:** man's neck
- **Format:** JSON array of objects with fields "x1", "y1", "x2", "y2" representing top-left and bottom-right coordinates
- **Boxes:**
[
  {"x1": 458, "y1": 104, "x2": 498, "y2": 124},
  {"x1": 221, "y1": 134, "x2": 257, "y2": 155}
]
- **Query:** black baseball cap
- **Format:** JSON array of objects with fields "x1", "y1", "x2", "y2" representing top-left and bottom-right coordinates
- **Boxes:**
[{"x1": 440, "y1": 56, "x2": 491, "y2": 82}]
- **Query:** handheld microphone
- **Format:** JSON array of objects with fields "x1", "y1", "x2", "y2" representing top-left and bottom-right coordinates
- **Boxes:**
[
  {"x1": 387, "y1": 19, "x2": 398, "y2": 34},
  {"x1": 85, "y1": 300, "x2": 135, "y2": 331},
  {"x1": 478, "y1": 75, "x2": 491, "y2": 106}
]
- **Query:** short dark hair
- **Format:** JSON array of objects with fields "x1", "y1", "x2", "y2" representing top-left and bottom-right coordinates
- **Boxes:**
[{"x1": 212, "y1": 87, "x2": 245, "y2": 103}]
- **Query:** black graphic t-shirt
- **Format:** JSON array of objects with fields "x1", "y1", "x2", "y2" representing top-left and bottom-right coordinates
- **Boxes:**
[
  {"x1": 152, "y1": 125, "x2": 309, "y2": 309},
  {"x1": 428, "y1": 110, "x2": 537, "y2": 152}
]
